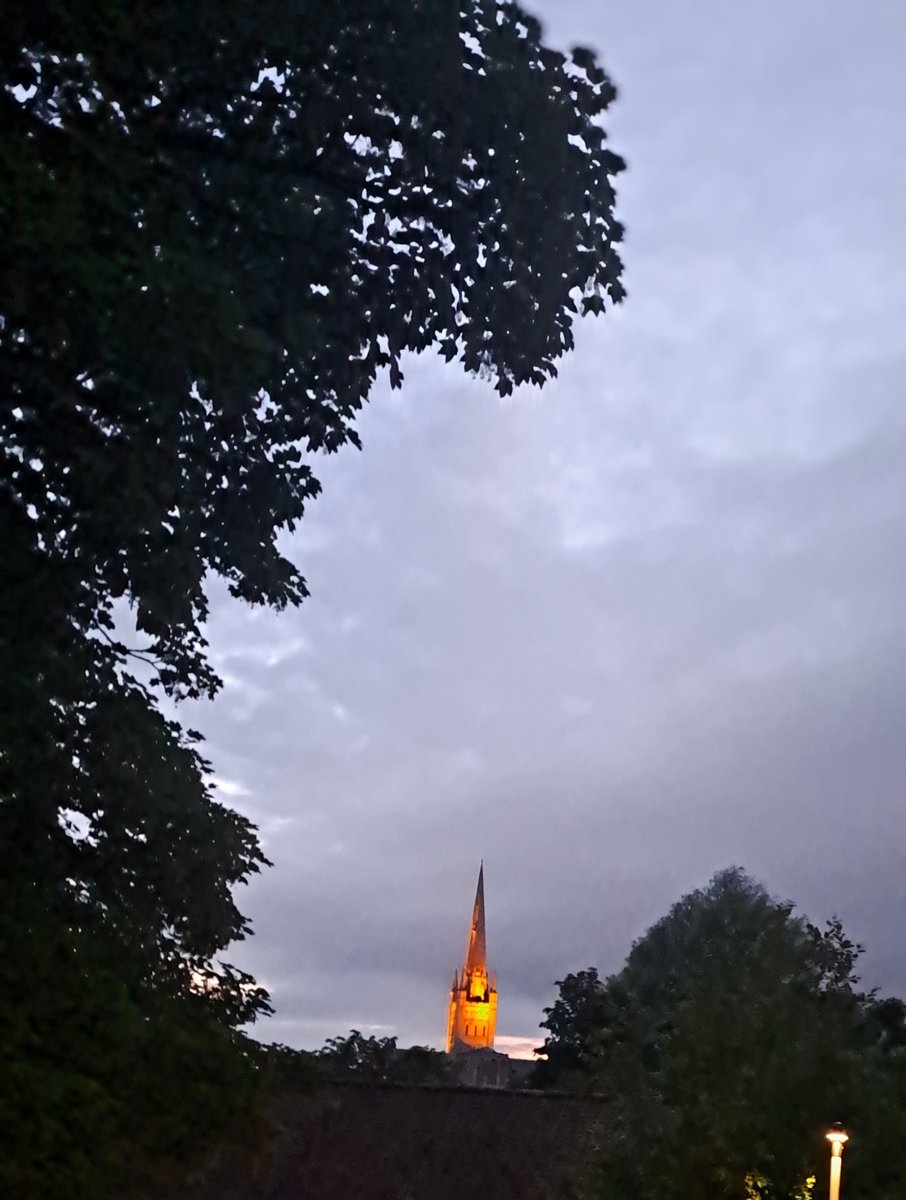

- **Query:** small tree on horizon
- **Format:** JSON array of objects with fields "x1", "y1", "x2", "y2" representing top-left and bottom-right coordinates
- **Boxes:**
[{"x1": 318, "y1": 1030, "x2": 451, "y2": 1084}]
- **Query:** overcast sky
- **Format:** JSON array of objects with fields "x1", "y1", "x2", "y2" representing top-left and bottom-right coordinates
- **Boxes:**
[{"x1": 184, "y1": 0, "x2": 906, "y2": 1052}]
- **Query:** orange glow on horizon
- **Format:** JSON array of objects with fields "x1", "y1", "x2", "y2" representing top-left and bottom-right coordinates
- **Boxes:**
[{"x1": 495, "y1": 1035, "x2": 540, "y2": 1061}]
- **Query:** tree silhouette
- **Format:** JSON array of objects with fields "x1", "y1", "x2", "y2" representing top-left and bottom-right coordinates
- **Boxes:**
[{"x1": 1, "y1": 3, "x2": 624, "y2": 1193}]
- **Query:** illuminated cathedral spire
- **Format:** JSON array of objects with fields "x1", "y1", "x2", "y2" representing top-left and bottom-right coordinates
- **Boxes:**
[
  {"x1": 445, "y1": 862, "x2": 498, "y2": 1054},
  {"x1": 464, "y1": 861, "x2": 487, "y2": 975}
]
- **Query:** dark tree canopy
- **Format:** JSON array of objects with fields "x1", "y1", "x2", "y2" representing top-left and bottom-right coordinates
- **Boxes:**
[
  {"x1": 1, "y1": 0, "x2": 623, "y2": 964},
  {"x1": 0, "y1": 3, "x2": 623, "y2": 1194},
  {"x1": 535, "y1": 869, "x2": 906, "y2": 1200},
  {"x1": 317, "y1": 1029, "x2": 452, "y2": 1085}
]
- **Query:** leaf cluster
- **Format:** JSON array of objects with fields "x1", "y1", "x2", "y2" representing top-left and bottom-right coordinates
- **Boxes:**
[
  {"x1": 0, "y1": 883, "x2": 265, "y2": 1200},
  {"x1": 535, "y1": 868, "x2": 906, "y2": 1200}
]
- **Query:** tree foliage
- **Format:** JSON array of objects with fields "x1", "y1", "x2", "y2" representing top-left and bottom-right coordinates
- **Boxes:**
[
  {"x1": 1, "y1": 3, "x2": 623, "y2": 1192},
  {"x1": 535, "y1": 869, "x2": 906, "y2": 1200},
  {"x1": 318, "y1": 1029, "x2": 452, "y2": 1085},
  {"x1": 531, "y1": 966, "x2": 613, "y2": 1087},
  {"x1": 0, "y1": 904, "x2": 264, "y2": 1197}
]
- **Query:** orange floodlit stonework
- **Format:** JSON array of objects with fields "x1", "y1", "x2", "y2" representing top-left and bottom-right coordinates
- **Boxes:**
[{"x1": 445, "y1": 863, "x2": 498, "y2": 1054}]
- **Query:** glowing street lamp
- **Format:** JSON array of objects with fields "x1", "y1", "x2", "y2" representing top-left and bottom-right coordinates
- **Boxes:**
[{"x1": 825, "y1": 1124, "x2": 849, "y2": 1200}]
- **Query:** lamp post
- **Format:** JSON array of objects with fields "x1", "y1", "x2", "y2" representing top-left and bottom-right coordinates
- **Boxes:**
[{"x1": 825, "y1": 1124, "x2": 849, "y2": 1200}]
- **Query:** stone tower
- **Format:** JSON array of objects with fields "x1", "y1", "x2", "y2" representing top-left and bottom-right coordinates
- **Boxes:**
[{"x1": 445, "y1": 863, "x2": 498, "y2": 1054}]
